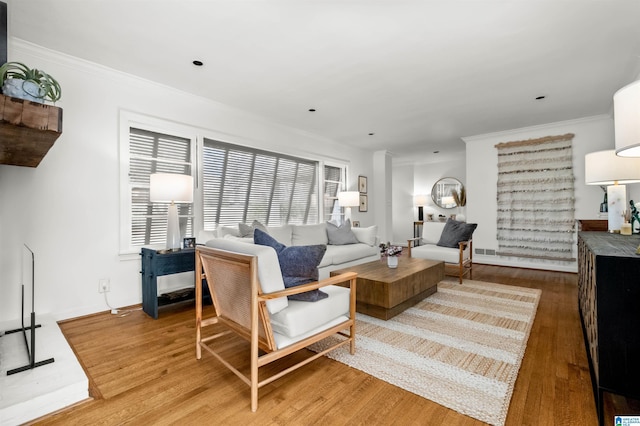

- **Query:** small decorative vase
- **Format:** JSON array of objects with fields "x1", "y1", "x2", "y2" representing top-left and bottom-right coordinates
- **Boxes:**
[
  {"x1": 387, "y1": 256, "x2": 398, "y2": 268},
  {"x1": 456, "y1": 207, "x2": 466, "y2": 222}
]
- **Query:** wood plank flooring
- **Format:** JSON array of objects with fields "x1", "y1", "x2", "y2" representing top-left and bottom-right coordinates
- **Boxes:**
[{"x1": 32, "y1": 265, "x2": 640, "y2": 425}]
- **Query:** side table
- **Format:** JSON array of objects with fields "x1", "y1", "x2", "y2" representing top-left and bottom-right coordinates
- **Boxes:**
[{"x1": 140, "y1": 247, "x2": 205, "y2": 319}]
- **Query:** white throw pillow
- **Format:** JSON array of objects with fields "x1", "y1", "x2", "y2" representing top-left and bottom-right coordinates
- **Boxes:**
[{"x1": 351, "y1": 225, "x2": 378, "y2": 247}]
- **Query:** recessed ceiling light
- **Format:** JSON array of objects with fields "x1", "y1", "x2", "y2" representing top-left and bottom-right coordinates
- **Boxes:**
[
  {"x1": 192, "y1": 60, "x2": 203, "y2": 66},
  {"x1": 308, "y1": 108, "x2": 316, "y2": 112},
  {"x1": 535, "y1": 95, "x2": 546, "y2": 100}
]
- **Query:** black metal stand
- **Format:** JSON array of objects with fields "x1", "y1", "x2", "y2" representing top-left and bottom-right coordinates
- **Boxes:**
[{"x1": 3, "y1": 245, "x2": 54, "y2": 376}]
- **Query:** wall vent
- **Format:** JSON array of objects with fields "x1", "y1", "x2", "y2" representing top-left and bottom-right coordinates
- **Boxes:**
[
  {"x1": 475, "y1": 248, "x2": 485, "y2": 255},
  {"x1": 486, "y1": 249, "x2": 496, "y2": 256}
]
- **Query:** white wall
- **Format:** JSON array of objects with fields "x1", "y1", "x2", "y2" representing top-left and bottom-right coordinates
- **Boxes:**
[
  {"x1": 464, "y1": 115, "x2": 640, "y2": 272},
  {"x1": 392, "y1": 154, "x2": 466, "y2": 245},
  {"x1": 0, "y1": 39, "x2": 374, "y2": 322}
]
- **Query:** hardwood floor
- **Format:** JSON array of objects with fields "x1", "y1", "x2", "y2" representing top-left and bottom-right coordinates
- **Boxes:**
[{"x1": 33, "y1": 265, "x2": 639, "y2": 425}]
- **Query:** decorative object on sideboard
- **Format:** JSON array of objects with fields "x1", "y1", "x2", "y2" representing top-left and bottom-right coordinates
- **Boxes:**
[
  {"x1": 614, "y1": 79, "x2": 640, "y2": 157},
  {"x1": 630, "y1": 200, "x2": 640, "y2": 234},
  {"x1": 0, "y1": 61, "x2": 61, "y2": 104},
  {"x1": 149, "y1": 173, "x2": 194, "y2": 251},
  {"x1": 338, "y1": 191, "x2": 359, "y2": 224},
  {"x1": 413, "y1": 194, "x2": 428, "y2": 221},
  {"x1": 585, "y1": 150, "x2": 640, "y2": 233}
]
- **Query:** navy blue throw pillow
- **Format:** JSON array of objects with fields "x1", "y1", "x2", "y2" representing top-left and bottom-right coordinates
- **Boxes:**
[{"x1": 254, "y1": 229, "x2": 328, "y2": 301}]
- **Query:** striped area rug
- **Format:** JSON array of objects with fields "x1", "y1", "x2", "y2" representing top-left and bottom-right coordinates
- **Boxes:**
[{"x1": 310, "y1": 280, "x2": 541, "y2": 426}]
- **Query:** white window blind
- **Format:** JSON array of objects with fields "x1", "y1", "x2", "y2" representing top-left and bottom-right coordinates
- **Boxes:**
[
  {"x1": 203, "y1": 139, "x2": 319, "y2": 229},
  {"x1": 129, "y1": 128, "x2": 193, "y2": 246}
]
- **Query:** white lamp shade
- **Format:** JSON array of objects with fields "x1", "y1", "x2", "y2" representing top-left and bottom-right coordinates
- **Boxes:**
[
  {"x1": 149, "y1": 173, "x2": 194, "y2": 203},
  {"x1": 338, "y1": 191, "x2": 360, "y2": 207},
  {"x1": 614, "y1": 80, "x2": 640, "y2": 157},
  {"x1": 414, "y1": 194, "x2": 428, "y2": 206},
  {"x1": 584, "y1": 150, "x2": 640, "y2": 185}
]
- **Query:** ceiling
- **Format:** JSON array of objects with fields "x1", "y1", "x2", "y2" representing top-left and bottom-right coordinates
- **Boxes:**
[{"x1": 7, "y1": 1, "x2": 640, "y2": 163}]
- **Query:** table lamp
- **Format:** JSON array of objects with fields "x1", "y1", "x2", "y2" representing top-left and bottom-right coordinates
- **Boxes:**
[
  {"x1": 585, "y1": 150, "x2": 640, "y2": 232},
  {"x1": 414, "y1": 194, "x2": 428, "y2": 221},
  {"x1": 614, "y1": 80, "x2": 640, "y2": 157},
  {"x1": 150, "y1": 173, "x2": 194, "y2": 250},
  {"x1": 337, "y1": 191, "x2": 360, "y2": 224}
]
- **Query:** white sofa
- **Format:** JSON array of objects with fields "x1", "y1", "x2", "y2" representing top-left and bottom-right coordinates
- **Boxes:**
[
  {"x1": 198, "y1": 223, "x2": 379, "y2": 279},
  {"x1": 407, "y1": 220, "x2": 473, "y2": 283}
]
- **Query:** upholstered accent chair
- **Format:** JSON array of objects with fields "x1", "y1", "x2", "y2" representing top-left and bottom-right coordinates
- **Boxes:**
[
  {"x1": 407, "y1": 220, "x2": 476, "y2": 283},
  {"x1": 195, "y1": 240, "x2": 357, "y2": 411}
]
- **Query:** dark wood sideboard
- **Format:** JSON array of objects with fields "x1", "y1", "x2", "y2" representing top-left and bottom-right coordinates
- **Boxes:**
[{"x1": 577, "y1": 232, "x2": 640, "y2": 425}]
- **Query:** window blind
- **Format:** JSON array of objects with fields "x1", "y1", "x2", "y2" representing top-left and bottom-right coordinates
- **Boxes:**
[
  {"x1": 203, "y1": 139, "x2": 319, "y2": 229},
  {"x1": 129, "y1": 128, "x2": 193, "y2": 246}
]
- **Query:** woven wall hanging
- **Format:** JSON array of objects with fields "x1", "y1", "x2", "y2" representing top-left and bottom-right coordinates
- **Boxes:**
[{"x1": 495, "y1": 133, "x2": 575, "y2": 261}]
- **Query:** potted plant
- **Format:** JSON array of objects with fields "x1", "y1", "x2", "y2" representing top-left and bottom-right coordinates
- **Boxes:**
[
  {"x1": 380, "y1": 242, "x2": 402, "y2": 268},
  {"x1": 0, "y1": 61, "x2": 62, "y2": 104}
]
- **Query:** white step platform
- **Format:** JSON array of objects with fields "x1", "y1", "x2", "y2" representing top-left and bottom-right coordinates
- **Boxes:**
[{"x1": 0, "y1": 315, "x2": 89, "y2": 425}]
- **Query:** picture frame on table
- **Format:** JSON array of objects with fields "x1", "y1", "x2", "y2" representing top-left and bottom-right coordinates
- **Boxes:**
[
  {"x1": 183, "y1": 237, "x2": 196, "y2": 249},
  {"x1": 359, "y1": 195, "x2": 368, "y2": 212},
  {"x1": 352, "y1": 220, "x2": 361, "y2": 228},
  {"x1": 358, "y1": 175, "x2": 367, "y2": 193}
]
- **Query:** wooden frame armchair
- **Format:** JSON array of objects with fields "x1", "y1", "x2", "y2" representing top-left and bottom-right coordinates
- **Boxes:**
[
  {"x1": 407, "y1": 237, "x2": 472, "y2": 284},
  {"x1": 195, "y1": 243, "x2": 357, "y2": 412}
]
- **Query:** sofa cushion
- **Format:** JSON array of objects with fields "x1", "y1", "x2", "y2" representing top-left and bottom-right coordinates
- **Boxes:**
[
  {"x1": 238, "y1": 220, "x2": 268, "y2": 237},
  {"x1": 422, "y1": 222, "x2": 447, "y2": 245},
  {"x1": 410, "y1": 244, "x2": 462, "y2": 264},
  {"x1": 351, "y1": 225, "x2": 378, "y2": 247},
  {"x1": 254, "y1": 229, "x2": 328, "y2": 301},
  {"x1": 204, "y1": 238, "x2": 288, "y2": 314},
  {"x1": 326, "y1": 219, "x2": 359, "y2": 245},
  {"x1": 270, "y1": 285, "x2": 350, "y2": 338},
  {"x1": 323, "y1": 243, "x2": 379, "y2": 266},
  {"x1": 216, "y1": 226, "x2": 240, "y2": 239},
  {"x1": 266, "y1": 225, "x2": 293, "y2": 246},
  {"x1": 291, "y1": 223, "x2": 328, "y2": 246},
  {"x1": 436, "y1": 218, "x2": 477, "y2": 248}
]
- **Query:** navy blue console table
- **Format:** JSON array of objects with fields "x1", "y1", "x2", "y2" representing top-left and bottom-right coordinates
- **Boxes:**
[{"x1": 140, "y1": 247, "x2": 198, "y2": 319}]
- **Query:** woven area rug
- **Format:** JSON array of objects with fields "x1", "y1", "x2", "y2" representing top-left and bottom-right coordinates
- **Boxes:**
[{"x1": 309, "y1": 280, "x2": 541, "y2": 426}]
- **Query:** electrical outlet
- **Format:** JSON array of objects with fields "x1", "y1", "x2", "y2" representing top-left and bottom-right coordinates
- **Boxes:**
[{"x1": 99, "y1": 279, "x2": 110, "y2": 293}]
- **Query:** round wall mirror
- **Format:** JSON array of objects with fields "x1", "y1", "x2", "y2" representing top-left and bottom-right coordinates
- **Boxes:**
[{"x1": 431, "y1": 177, "x2": 463, "y2": 209}]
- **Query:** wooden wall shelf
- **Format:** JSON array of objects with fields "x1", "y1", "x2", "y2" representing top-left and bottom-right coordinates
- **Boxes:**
[{"x1": 0, "y1": 94, "x2": 63, "y2": 167}]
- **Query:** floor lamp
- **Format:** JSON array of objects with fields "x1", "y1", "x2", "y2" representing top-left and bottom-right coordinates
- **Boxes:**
[
  {"x1": 585, "y1": 150, "x2": 640, "y2": 232},
  {"x1": 338, "y1": 191, "x2": 360, "y2": 224},
  {"x1": 150, "y1": 173, "x2": 193, "y2": 250}
]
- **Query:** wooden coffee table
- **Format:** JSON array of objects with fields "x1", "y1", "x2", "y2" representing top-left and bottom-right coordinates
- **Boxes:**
[{"x1": 330, "y1": 257, "x2": 444, "y2": 320}]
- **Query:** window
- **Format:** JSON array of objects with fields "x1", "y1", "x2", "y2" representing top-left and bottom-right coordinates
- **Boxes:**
[
  {"x1": 202, "y1": 139, "x2": 320, "y2": 229},
  {"x1": 323, "y1": 165, "x2": 345, "y2": 223},
  {"x1": 121, "y1": 114, "x2": 349, "y2": 252},
  {"x1": 127, "y1": 127, "x2": 194, "y2": 247}
]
